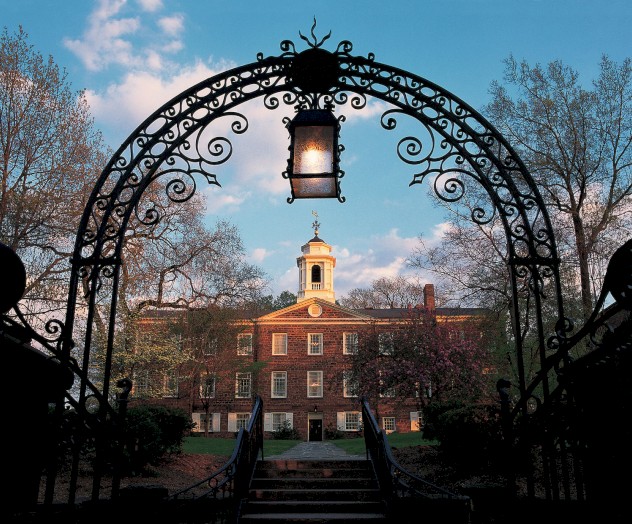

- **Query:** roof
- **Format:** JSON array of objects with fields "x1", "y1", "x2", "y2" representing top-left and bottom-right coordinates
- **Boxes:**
[{"x1": 353, "y1": 307, "x2": 489, "y2": 319}]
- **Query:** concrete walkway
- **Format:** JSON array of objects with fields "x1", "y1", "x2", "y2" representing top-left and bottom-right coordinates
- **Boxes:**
[{"x1": 262, "y1": 441, "x2": 366, "y2": 460}]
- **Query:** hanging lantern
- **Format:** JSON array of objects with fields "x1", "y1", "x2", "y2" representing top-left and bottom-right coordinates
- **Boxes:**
[{"x1": 285, "y1": 108, "x2": 343, "y2": 201}]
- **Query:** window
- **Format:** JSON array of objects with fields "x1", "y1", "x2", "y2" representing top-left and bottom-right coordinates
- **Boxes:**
[
  {"x1": 233, "y1": 413, "x2": 250, "y2": 431},
  {"x1": 192, "y1": 412, "x2": 221, "y2": 433},
  {"x1": 307, "y1": 371, "x2": 323, "y2": 398},
  {"x1": 337, "y1": 411, "x2": 361, "y2": 431},
  {"x1": 378, "y1": 333, "x2": 394, "y2": 355},
  {"x1": 264, "y1": 412, "x2": 293, "y2": 432},
  {"x1": 237, "y1": 333, "x2": 253, "y2": 355},
  {"x1": 343, "y1": 332, "x2": 358, "y2": 354},
  {"x1": 271, "y1": 371, "x2": 287, "y2": 398},
  {"x1": 133, "y1": 370, "x2": 150, "y2": 397},
  {"x1": 202, "y1": 336, "x2": 218, "y2": 356},
  {"x1": 228, "y1": 412, "x2": 251, "y2": 432},
  {"x1": 410, "y1": 411, "x2": 423, "y2": 432},
  {"x1": 163, "y1": 372, "x2": 178, "y2": 397},
  {"x1": 343, "y1": 370, "x2": 359, "y2": 398},
  {"x1": 311, "y1": 264, "x2": 321, "y2": 283},
  {"x1": 383, "y1": 417, "x2": 396, "y2": 433},
  {"x1": 272, "y1": 333, "x2": 288, "y2": 355},
  {"x1": 235, "y1": 372, "x2": 252, "y2": 398},
  {"x1": 308, "y1": 333, "x2": 323, "y2": 355},
  {"x1": 379, "y1": 371, "x2": 395, "y2": 398},
  {"x1": 200, "y1": 373, "x2": 216, "y2": 398}
]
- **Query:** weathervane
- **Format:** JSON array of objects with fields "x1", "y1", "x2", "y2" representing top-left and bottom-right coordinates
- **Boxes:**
[{"x1": 311, "y1": 210, "x2": 320, "y2": 236}]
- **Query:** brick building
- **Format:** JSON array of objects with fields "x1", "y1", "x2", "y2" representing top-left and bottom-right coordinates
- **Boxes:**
[{"x1": 134, "y1": 225, "x2": 485, "y2": 441}]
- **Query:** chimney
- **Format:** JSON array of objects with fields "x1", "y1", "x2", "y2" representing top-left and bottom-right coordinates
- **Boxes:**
[{"x1": 423, "y1": 284, "x2": 435, "y2": 310}]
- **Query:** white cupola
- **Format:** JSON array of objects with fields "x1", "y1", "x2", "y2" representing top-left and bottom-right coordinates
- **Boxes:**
[{"x1": 296, "y1": 214, "x2": 336, "y2": 303}]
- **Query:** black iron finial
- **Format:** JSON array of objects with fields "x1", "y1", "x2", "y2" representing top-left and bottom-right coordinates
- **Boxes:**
[{"x1": 299, "y1": 17, "x2": 331, "y2": 49}]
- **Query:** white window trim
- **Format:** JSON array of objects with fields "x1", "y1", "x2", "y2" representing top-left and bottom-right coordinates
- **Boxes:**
[
  {"x1": 228, "y1": 412, "x2": 251, "y2": 432},
  {"x1": 378, "y1": 332, "x2": 394, "y2": 355},
  {"x1": 383, "y1": 417, "x2": 396, "y2": 433},
  {"x1": 264, "y1": 412, "x2": 294, "y2": 432},
  {"x1": 237, "y1": 333, "x2": 253, "y2": 356},
  {"x1": 343, "y1": 332, "x2": 358, "y2": 355},
  {"x1": 200, "y1": 373, "x2": 216, "y2": 398},
  {"x1": 410, "y1": 411, "x2": 422, "y2": 432},
  {"x1": 271, "y1": 371, "x2": 287, "y2": 398},
  {"x1": 235, "y1": 372, "x2": 252, "y2": 399},
  {"x1": 307, "y1": 371, "x2": 323, "y2": 398},
  {"x1": 337, "y1": 411, "x2": 361, "y2": 431},
  {"x1": 192, "y1": 412, "x2": 221, "y2": 433},
  {"x1": 308, "y1": 333, "x2": 323, "y2": 355},
  {"x1": 272, "y1": 333, "x2": 288, "y2": 355},
  {"x1": 343, "y1": 370, "x2": 358, "y2": 398}
]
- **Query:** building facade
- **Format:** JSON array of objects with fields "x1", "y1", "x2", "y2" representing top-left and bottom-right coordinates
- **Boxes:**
[{"x1": 134, "y1": 226, "x2": 484, "y2": 441}]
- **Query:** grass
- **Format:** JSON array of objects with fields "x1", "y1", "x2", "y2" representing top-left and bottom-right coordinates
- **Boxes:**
[{"x1": 182, "y1": 432, "x2": 437, "y2": 457}]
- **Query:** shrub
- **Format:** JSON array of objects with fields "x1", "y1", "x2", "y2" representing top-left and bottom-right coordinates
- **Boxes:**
[
  {"x1": 271, "y1": 420, "x2": 301, "y2": 440},
  {"x1": 122, "y1": 404, "x2": 195, "y2": 473},
  {"x1": 324, "y1": 424, "x2": 344, "y2": 440},
  {"x1": 432, "y1": 402, "x2": 504, "y2": 471}
]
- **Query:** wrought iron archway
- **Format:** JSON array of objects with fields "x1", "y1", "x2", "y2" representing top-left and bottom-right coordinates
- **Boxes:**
[{"x1": 19, "y1": 27, "x2": 627, "y2": 506}]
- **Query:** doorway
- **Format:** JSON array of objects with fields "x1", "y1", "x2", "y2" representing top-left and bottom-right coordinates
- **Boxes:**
[{"x1": 308, "y1": 414, "x2": 323, "y2": 441}]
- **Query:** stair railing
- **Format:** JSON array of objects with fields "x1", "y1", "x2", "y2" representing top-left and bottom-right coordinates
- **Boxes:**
[
  {"x1": 361, "y1": 397, "x2": 470, "y2": 512},
  {"x1": 169, "y1": 395, "x2": 263, "y2": 523}
]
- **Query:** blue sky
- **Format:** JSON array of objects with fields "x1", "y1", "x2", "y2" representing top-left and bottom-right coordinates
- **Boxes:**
[{"x1": 3, "y1": 0, "x2": 631, "y2": 299}]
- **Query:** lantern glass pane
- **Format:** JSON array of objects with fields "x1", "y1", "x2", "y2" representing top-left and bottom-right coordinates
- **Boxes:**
[
  {"x1": 293, "y1": 126, "x2": 334, "y2": 174},
  {"x1": 291, "y1": 176, "x2": 337, "y2": 198}
]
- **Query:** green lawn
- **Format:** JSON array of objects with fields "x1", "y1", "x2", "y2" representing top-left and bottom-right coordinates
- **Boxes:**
[{"x1": 182, "y1": 432, "x2": 436, "y2": 457}]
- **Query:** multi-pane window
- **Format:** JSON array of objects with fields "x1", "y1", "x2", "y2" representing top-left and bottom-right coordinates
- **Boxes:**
[
  {"x1": 307, "y1": 371, "x2": 323, "y2": 398},
  {"x1": 272, "y1": 333, "x2": 288, "y2": 355},
  {"x1": 343, "y1": 332, "x2": 358, "y2": 354},
  {"x1": 343, "y1": 370, "x2": 359, "y2": 398},
  {"x1": 340, "y1": 411, "x2": 361, "y2": 431},
  {"x1": 272, "y1": 412, "x2": 289, "y2": 432},
  {"x1": 410, "y1": 411, "x2": 423, "y2": 432},
  {"x1": 202, "y1": 336, "x2": 218, "y2": 356},
  {"x1": 379, "y1": 371, "x2": 395, "y2": 398},
  {"x1": 378, "y1": 332, "x2": 394, "y2": 355},
  {"x1": 163, "y1": 372, "x2": 178, "y2": 397},
  {"x1": 235, "y1": 372, "x2": 252, "y2": 398},
  {"x1": 200, "y1": 373, "x2": 216, "y2": 398},
  {"x1": 308, "y1": 333, "x2": 323, "y2": 355},
  {"x1": 237, "y1": 333, "x2": 253, "y2": 355},
  {"x1": 236, "y1": 413, "x2": 250, "y2": 431},
  {"x1": 133, "y1": 370, "x2": 150, "y2": 397},
  {"x1": 271, "y1": 371, "x2": 287, "y2": 398},
  {"x1": 383, "y1": 417, "x2": 396, "y2": 433}
]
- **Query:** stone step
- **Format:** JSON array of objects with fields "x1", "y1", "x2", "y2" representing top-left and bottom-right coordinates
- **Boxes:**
[
  {"x1": 254, "y1": 467, "x2": 372, "y2": 479},
  {"x1": 250, "y1": 477, "x2": 377, "y2": 490},
  {"x1": 238, "y1": 512, "x2": 387, "y2": 523},
  {"x1": 257, "y1": 459, "x2": 370, "y2": 470},
  {"x1": 248, "y1": 487, "x2": 383, "y2": 502},
  {"x1": 242, "y1": 500, "x2": 386, "y2": 514}
]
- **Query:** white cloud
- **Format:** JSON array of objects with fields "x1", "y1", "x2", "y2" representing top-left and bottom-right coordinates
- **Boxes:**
[
  {"x1": 137, "y1": 0, "x2": 163, "y2": 12},
  {"x1": 158, "y1": 15, "x2": 184, "y2": 36},
  {"x1": 64, "y1": 0, "x2": 184, "y2": 72},
  {"x1": 250, "y1": 248, "x2": 273, "y2": 263},
  {"x1": 85, "y1": 59, "x2": 236, "y2": 141}
]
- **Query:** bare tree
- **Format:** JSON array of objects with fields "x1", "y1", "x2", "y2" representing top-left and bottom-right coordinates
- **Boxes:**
[
  {"x1": 339, "y1": 276, "x2": 428, "y2": 309},
  {"x1": 0, "y1": 26, "x2": 109, "y2": 318},
  {"x1": 484, "y1": 54, "x2": 632, "y2": 319}
]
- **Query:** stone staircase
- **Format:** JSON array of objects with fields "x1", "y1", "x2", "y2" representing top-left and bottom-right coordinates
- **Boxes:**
[{"x1": 238, "y1": 458, "x2": 388, "y2": 523}]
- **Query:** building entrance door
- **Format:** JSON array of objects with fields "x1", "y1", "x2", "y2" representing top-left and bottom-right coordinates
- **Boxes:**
[{"x1": 308, "y1": 417, "x2": 322, "y2": 441}]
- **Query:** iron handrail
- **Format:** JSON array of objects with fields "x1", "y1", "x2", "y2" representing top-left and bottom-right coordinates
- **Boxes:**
[
  {"x1": 169, "y1": 395, "x2": 263, "y2": 522},
  {"x1": 361, "y1": 397, "x2": 468, "y2": 503}
]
